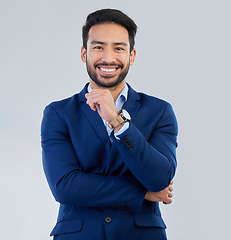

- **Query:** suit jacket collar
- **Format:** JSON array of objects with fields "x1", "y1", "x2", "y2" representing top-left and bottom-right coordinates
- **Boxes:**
[{"x1": 122, "y1": 83, "x2": 141, "y2": 120}]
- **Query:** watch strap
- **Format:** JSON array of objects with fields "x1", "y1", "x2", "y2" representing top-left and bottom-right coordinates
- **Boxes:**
[{"x1": 108, "y1": 115, "x2": 125, "y2": 129}]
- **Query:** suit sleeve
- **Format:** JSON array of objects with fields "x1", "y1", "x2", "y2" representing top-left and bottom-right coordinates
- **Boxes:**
[
  {"x1": 41, "y1": 105, "x2": 146, "y2": 211},
  {"x1": 112, "y1": 103, "x2": 178, "y2": 192}
]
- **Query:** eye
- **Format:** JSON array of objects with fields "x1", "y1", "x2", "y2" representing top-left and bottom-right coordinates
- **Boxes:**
[
  {"x1": 93, "y1": 46, "x2": 103, "y2": 50},
  {"x1": 115, "y1": 47, "x2": 124, "y2": 51}
]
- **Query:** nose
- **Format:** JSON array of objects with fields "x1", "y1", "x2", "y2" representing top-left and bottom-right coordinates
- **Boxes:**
[{"x1": 101, "y1": 48, "x2": 116, "y2": 63}]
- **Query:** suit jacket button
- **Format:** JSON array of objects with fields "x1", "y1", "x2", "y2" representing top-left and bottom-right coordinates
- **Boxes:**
[{"x1": 105, "y1": 217, "x2": 112, "y2": 223}]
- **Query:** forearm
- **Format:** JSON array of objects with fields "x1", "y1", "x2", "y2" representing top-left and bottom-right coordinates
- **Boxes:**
[
  {"x1": 41, "y1": 105, "x2": 146, "y2": 211},
  {"x1": 112, "y1": 105, "x2": 178, "y2": 192},
  {"x1": 112, "y1": 127, "x2": 172, "y2": 191},
  {"x1": 43, "y1": 154, "x2": 145, "y2": 211},
  {"x1": 42, "y1": 140, "x2": 146, "y2": 211},
  {"x1": 52, "y1": 170, "x2": 145, "y2": 210}
]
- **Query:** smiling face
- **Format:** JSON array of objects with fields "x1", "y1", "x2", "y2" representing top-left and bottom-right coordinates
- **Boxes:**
[{"x1": 81, "y1": 23, "x2": 136, "y2": 89}]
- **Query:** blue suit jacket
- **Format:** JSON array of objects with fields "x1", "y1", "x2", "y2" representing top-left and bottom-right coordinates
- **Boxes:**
[{"x1": 41, "y1": 83, "x2": 178, "y2": 240}]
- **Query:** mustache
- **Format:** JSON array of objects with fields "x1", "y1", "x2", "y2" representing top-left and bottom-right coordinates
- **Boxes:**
[{"x1": 94, "y1": 63, "x2": 124, "y2": 68}]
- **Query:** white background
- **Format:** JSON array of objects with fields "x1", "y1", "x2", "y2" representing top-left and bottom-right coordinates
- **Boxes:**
[{"x1": 1, "y1": 0, "x2": 231, "y2": 239}]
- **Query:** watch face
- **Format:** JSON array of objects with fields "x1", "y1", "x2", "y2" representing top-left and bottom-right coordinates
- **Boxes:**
[{"x1": 121, "y1": 109, "x2": 131, "y2": 121}]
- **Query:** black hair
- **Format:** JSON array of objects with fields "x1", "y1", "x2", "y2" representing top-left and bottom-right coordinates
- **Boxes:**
[{"x1": 82, "y1": 9, "x2": 137, "y2": 52}]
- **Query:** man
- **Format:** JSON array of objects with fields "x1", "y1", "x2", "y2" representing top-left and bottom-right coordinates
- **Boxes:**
[{"x1": 41, "y1": 9, "x2": 178, "y2": 240}]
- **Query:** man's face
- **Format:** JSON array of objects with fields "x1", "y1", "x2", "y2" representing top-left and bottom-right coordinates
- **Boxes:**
[{"x1": 81, "y1": 23, "x2": 136, "y2": 88}]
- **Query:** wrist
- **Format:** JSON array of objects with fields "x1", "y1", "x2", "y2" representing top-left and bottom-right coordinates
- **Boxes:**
[
  {"x1": 108, "y1": 111, "x2": 119, "y2": 123},
  {"x1": 108, "y1": 109, "x2": 131, "y2": 130},
  {"x1": 114, "y1": 122, "x2": 125, "y2": 133}
]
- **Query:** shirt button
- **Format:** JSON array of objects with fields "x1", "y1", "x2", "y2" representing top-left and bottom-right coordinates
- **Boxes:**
[{"x1": 105, "y1": 217, "x2": 112, "y2": 223}]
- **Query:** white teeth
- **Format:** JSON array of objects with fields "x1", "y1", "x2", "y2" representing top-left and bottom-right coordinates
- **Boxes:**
[{"x1": 100, "y1": 68, "x2": 116, "y2": 72}]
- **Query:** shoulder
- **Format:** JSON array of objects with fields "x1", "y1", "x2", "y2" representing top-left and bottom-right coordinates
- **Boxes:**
[
  {"x1": 49, "y1": 94, "x2": 78, "y2": 108},
  {"x1": 45, "y1": 94, "x2": 79, "y2": 115},
  {"x1": 137, "y1": 91, "x2": 178, "y2": 134},
  {"x1": 45, "y1": 84, "x2": 88, "y2": 113},
  {"x1": 128, "y1": 83, "x2": 169, "y2": 108},
  {"x1": 139, "y1": 92, "x2": 176, "y2": 121},
  {"x1": 128, "y1": 84, "x2": 175, "y2": 117},
  {"x1": 137, "y1": 91, "x2": 172, "y2": 116},
  {"x1": 138, "y1": 92, "x2": 168, "y2": 107}
]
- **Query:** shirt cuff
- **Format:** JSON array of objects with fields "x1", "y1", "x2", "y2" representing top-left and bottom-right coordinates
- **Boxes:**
[{"x1": 114, "y1": 122, "x2": 129, "y2": 140}]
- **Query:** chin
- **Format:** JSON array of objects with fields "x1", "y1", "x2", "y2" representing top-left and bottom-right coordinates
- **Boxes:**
[{"x1": 93, "y1": 76, "x2": 124, "y2": 89}]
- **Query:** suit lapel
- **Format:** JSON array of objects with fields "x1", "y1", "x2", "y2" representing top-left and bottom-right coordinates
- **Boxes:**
[
  {"x1": 122, "y1": 84, "x2": 141, "y2": 122},
  {"x1": 78, "y1": 84, "x2": 111, "y2": 152}
]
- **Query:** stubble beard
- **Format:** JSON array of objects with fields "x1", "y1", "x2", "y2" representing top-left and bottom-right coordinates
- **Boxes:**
[{"x1": 86, "y1": 58, "x2": 130, "y2": 88}]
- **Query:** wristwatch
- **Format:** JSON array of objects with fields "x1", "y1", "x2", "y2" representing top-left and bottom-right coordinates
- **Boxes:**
[{"x1": 108, "y1": 109, "x2": 131, "y2": 129}]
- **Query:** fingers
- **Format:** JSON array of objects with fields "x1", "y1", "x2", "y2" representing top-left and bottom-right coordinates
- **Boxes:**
[
  {"x1": 163, "y1": 198, "x2": 172, "y2": 205},
  {"x1": 163, "y1": 183, "x2": 174, "y2": 204},
  {"x1": 168, "y1": 180, "x2": 173, "y2": 193},
  {"x1": 168, "y1": 192, "x2": 173, "y2": 198},
  {"x1": 163, "y1": 194, "x2": 172, "y2": 204},
  {"x1": 85, "y1": 89, "x2": 111, "y2": 103},
  {"x1": 163, "y1": 191, "x2": 173, "y2": 205},
  {"x1": 85, "y1": 93, "x2": 98, "y2": 111},
  {"x1": 85, "y1": 90, "x2": 111, "y2": 111}
]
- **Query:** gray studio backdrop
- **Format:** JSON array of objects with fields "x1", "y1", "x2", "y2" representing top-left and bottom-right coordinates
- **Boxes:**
[{"x1": 1, "y1": 0, "x2": 230, "y2": 239}]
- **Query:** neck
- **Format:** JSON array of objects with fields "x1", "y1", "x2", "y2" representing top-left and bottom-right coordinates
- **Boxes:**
[{"x1": 89, "y1": 80, "x2": 126, "y2": 102}]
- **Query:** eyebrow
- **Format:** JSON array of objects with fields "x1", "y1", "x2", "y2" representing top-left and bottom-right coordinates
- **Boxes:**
[
  {"x1": 90, "y1": 41, "x2": 128, "y2": 47},
  {"x1": 91, "y1": 41, "x2": 105, "y2": 45},
  {"x1": 114, "y1": 42, "x2": 128, "y2": 47}
]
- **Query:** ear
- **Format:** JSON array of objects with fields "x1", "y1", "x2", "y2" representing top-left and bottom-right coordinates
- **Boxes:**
[
  {"x1": 129, "y1": 49, "x2": 136, "y2": 66},
  {"x1": 81, "y1": 46, "x2": 87, "y2": 63}
]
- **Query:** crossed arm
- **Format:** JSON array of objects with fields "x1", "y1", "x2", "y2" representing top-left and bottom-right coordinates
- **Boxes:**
[
  {"x1": 86, "y1": 88, "x2": 176, "y2": 205},
  {"x1": 41, "y1": 89, "x2": 177, "y2": 211}
]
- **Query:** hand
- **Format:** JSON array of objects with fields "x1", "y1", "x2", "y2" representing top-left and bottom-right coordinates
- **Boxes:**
[
  {"x1": 144, "y1": 181, "x2": 174, "y2": 204},
  {"x1": 85, "y1": 89, "x2": 119, "y2": 122}
]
